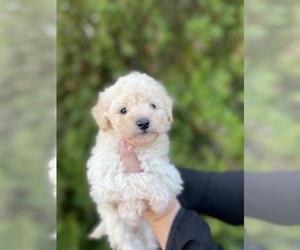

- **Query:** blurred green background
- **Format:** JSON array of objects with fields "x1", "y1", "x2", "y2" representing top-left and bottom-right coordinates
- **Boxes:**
[
  {"x1": 0, "y1": 0, "x2": 55, "y2": 249},
  {"x1": 245, "y1": 0, "x2": 300, "y2": 249},
  {"x1": 57, "y1": 0, "x2": 243, "y2": 249}
]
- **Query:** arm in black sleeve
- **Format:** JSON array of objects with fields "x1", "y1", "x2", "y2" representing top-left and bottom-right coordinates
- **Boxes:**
[
  {"x1": 166, "y1": 208, "x2": 223, "y2": 250},
  {"x1": 245, "y1": 171, "x2": 300, "y2": 225},
  {"x1": 177, "y1": 167, "x2": 244, "y2": 225}
]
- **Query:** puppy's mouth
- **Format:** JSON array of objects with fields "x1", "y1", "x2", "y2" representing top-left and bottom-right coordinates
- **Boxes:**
[
  {"x1": 138, "y1": 129, "x2": 155, "y2": 136},
  {"x1": 127, "y1": 129, "x2": 159, "y2": 146},
  {"x1": 134, "y1": 129, "x2": 158, "y2": 139}
]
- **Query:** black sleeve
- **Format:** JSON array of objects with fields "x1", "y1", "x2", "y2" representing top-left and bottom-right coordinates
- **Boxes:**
[
  {"x1": 177, "y1": 167, "x2": 244, "y2": 225},
  {"x1": 245, "y1": 171, "x2": 300, "y2": 225},
  {"x1": 166, "y1": 208, "x2": 223, "y2": 250}
]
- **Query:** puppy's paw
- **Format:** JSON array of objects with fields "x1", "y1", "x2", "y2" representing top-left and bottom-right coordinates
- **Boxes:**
[
  {"x1": 149, "y1": 193, "x2": 171, "y2": 214},
  {"x1": 118, "y1": 201, "x2": 146, "y2": 226},
  {"x1": 120, "y1": 212, "x2": 142, "y2": 227},
  {"x1": 149, "y1": 192, "x2": 173, "y2": 214}
]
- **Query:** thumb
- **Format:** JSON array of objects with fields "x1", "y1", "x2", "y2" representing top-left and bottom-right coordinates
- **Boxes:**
[{"x1": 118, "y1": 139, "x2": 142, "y2": 173}]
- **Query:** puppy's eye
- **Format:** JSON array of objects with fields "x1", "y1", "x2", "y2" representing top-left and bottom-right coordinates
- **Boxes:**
[
  {"x1": 150, "y1": 103, "x2": 156, "y2": 109},
  {"x1": 120, "y1": 108, "x2": 127, "y2": 114}
]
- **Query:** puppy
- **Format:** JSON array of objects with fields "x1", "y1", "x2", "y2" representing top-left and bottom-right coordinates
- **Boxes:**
[{"x1": 87, "y1": 72, "x2": 182, "y2": 250}]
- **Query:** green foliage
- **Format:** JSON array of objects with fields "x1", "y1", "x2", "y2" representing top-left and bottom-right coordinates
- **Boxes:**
[
  {"x1": 58, "y1": 0, "x2": 243, "y2": 249},
  {"x1": 245, "y1": 0, "x2": 300, "y2": 172}
]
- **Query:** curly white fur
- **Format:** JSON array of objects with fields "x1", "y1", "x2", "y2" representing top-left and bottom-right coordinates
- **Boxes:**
[
  {"x1": 48, "y1": 150, "x2": 56, "y2": 238},
  {"x1": 87, "y1": 72, "x2": 182, "y2": 250},
  {"x1": 49, "y1": 153, "x2": 56, "y2": 198}
]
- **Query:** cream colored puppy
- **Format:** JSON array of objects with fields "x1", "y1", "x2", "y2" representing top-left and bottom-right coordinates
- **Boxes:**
[{"x1": 87, "y1": 72, "x2": 182, "y2": 250}]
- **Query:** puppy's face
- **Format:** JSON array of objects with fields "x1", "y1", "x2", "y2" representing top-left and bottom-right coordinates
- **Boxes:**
[{"x1": 92, "y1": 73, "x2": 172, "y2": 146}]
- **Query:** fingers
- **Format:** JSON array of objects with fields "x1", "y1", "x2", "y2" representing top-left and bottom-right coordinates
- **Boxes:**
[{"x1": 118, "y1": 139, "x2": 142, "y2": 173}]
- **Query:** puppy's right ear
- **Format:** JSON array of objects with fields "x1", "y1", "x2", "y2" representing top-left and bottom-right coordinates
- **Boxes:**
[{"x1": 91, "y1": 92, "x2": 111, "y2": 132}]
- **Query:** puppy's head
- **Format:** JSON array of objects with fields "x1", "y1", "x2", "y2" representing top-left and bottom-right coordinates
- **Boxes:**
[{"x1": 92, "y1": 72, "x2": 173, "y2": 146}]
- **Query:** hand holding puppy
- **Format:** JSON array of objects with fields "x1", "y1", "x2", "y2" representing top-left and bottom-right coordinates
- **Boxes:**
[{"x1": 119, "y1": 139, "x2": 142, "y2": 173}]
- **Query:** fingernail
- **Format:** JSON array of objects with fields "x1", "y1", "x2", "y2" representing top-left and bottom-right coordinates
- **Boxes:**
[{"x1": 119, "y1": 139, "x2": 127, "y2": 147}]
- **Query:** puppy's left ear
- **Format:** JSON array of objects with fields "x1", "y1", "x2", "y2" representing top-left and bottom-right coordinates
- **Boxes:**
[
  {"x1": 164, "y1": 94, "x2": 173, "y2": 123},
  {"x1": 91, "y1": 92, "x2": 111, "y2": 131}
]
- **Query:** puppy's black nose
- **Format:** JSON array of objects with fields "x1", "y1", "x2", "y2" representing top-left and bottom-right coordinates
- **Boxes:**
[{"x1": 136, "y1": 118, "x2": 150, "y2": 130}]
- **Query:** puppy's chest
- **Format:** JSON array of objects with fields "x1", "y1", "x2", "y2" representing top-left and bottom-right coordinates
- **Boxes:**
[
  {"x1": 98, "y1": 148, "x2": 165, "y2": 172},
  {"x1": 95, "y1": 133, "x2": 170, "y2": 172},
  {"x1": 135, "y1": 149, "x2": 168, "y2": 172}
]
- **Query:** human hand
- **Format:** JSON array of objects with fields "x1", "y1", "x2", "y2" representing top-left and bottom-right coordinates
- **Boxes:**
[{"x1": 118, "y1": 139, "x2": 143, "y2": 173}]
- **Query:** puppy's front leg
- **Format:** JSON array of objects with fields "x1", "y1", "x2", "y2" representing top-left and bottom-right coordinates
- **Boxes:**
[
  {"x1": 143, "y1": 175, "x2": 176, "y2": 214},
  {"x1": 118, "y1": 200, "x2": 147, "y2": 226},
  {"x1": 122, "y1": 173, "x2": 173, "y2": 214},
  {"x1": 147, "y1": 188, "x2": 173, "y2": 214}
]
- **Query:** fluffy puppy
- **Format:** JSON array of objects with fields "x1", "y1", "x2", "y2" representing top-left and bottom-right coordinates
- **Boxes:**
[{"x1": 87, "y1": 72, "x2": 182, "y2": 250}]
